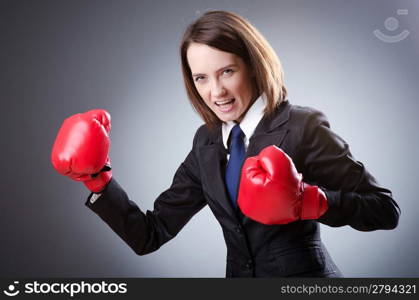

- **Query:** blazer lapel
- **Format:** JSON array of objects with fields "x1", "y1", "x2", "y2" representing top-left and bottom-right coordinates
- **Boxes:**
[
  {"x1": 198, "y1": 128, "x2": 239, "y2": 220},
  {"x1": 240, "y1": 100, "x2": 292, "y2": 226},
  {"x1": 246, "y1": 130, "x2": 288, "y2": 158},
  {"x1": 198, "y1": 100, "x2": 292, "y2": 221},
  {"x1": 246, "y1": 100, "x2": 291, "y2": 157}
]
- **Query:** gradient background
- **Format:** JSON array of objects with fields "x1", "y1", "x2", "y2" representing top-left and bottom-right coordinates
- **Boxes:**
[{"x1": 1, "y1": 0, "x2": 418, "y2": 277}]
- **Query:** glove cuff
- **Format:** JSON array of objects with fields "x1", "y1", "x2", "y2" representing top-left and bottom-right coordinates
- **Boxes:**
[
  {"x1": 300, "y1": 183, "x2": 329, "y2": 220},
  {"x1": 84, "y1": 170, "x2": 112, "y2": 193}
]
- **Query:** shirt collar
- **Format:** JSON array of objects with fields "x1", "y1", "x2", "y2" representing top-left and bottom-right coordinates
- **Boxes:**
[{"x1": 222, "y1": 95, "x2": 266, "y2": 149}]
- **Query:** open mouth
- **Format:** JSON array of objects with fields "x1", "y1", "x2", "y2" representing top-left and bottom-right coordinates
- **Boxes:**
[
  {"x1": 215, "y1": 98, "x2": 235, "y2": 107},
  {"x1": 215, "y1": 98, "x2": 235, "y2": 113}
]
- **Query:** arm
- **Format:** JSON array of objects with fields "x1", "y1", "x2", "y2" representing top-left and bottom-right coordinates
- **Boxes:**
[
  {"x1": 298, "y1": 110, "x2": 400, "y2": 231},
  {"x1": 85, "y1": 146, "x2": 207, "y2": 255}
]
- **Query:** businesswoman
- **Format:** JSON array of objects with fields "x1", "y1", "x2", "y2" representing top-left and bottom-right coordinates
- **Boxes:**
[{"x1": 51, "y1": 11, "x2": 400, "y2": 277}]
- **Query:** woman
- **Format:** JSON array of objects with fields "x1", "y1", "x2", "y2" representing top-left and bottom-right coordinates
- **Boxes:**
[{"x1": 51, "y1": 11, "x2": 400, "y2": 277}]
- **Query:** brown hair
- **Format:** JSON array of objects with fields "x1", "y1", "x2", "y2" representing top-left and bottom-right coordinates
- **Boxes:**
[{"x1": 180, "y1": 10, "x2": 287, "y2": 129}]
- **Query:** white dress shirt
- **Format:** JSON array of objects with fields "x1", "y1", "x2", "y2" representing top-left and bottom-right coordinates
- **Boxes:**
[{"x1": 222, "y1": 95, "x2": 266, "y2": 159}]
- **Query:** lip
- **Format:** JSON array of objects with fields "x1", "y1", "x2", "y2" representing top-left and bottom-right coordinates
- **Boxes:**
[
  {"x1": 214, "y1": 98, "x2": 235, "y2": 105},
  {"x1": 215, "y1": 98, "x2": 236, "y2": 113}
]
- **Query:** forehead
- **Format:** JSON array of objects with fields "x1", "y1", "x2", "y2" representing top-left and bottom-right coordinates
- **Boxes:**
[{"x1": 186, "y1": 43, "x2": 240, "y2": 73}]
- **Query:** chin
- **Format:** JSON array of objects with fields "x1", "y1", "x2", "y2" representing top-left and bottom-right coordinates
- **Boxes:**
[
  {"x1": 218, "y1": 115, "x2": 236, "y2": 123},
  {"x1": 213, "y1": 108, "x2": 243, "y2": 123}
]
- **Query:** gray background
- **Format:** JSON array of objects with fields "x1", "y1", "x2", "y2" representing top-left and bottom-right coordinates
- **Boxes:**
[{"x1": 1, "y1": 0, "x2": 418, "y2": 277}]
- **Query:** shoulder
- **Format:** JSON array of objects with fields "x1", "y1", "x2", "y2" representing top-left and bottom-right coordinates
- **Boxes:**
[
  {"x1": 287, "y1": 103, "x2": 330, "y2": 127},
  {"x1": 191, "y1": 124, "x2": 215, "y2": 147},
  {"x1": 265, "y1": 100, "x2": 330, "y2": 131},
  {"x1": 265, "y1": 102, "x2": 330, "y2": 138},
  {"x1": 271, "y1": 102, "x2": 333, "y2": 151}
]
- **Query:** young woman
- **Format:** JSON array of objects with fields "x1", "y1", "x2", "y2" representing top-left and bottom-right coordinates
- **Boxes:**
[{"x1": 51, "y1": 10, "x2": 400, "y2": 277}]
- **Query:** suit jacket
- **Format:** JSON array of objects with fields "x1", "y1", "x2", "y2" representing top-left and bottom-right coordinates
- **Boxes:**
[{"x1": 85, "y1": 100, "x2": 400, "y2": 277}]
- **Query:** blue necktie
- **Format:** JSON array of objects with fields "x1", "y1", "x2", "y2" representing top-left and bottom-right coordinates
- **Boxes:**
[{"x1": 225, "y1": 124, "x2": 245, "y2": 208}]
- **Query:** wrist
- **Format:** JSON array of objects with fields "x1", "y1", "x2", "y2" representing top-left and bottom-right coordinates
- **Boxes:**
[
  {"x1": 84, "y1": 171, "x2": 112, "y2": 193},
  {"x1": 300, "y1": 183, "x2": 328, "y2": 220}
]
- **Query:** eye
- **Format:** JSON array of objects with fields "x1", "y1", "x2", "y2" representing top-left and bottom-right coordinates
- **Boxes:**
[
  {"x1": 194, "y1": 76, "x2": 205, "y2": 82},
  {"x1": 223, "y1": 69, "x2": 234, "y2": 75}
]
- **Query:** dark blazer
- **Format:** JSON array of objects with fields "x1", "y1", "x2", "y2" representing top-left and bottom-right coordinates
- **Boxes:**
[{"x1": 85, "y1": 100, "x2": 400, "y2": 277}]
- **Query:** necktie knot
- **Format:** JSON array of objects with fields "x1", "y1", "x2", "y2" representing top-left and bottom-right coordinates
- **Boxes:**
[{"x1": 230, "y1": 124, "x2": 244, "y2": 141}]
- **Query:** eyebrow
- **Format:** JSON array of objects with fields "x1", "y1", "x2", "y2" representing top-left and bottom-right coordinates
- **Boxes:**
[{"x1": 192, "y1": 64, "x2": 238, "y2": 77}]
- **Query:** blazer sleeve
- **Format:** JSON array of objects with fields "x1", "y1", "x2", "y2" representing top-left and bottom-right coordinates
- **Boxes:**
[
  {"x1": 297, "y1": 109, "x2": 400, "y2": 231},
  {"x1": 85, "y1": 134, "x2": 207, "y2": 255}
]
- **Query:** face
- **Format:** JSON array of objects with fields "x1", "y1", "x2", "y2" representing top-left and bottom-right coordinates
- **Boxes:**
[{"x1": 186, "y1": 43, "x2": 256, "y2": 123}]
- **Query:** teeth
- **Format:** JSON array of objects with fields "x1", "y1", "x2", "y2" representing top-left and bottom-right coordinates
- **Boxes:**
[{"x1": 216, "y1": 98, "x2": 234, "y2": 105}]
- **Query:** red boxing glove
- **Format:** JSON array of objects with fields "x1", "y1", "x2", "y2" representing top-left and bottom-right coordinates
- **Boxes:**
[
  {"x1": 237, "y1": 145, "x2": 328, "y2": 225},
  {"x1": 51, "y1": 109, "x2": 112, "y2": 193}
]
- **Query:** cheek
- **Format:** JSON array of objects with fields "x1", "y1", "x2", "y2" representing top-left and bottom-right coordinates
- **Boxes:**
[
  {"x1": 194, "y1": 85, "x2": 206, "y2": 99},
  {"x1": 196, "y1": 86, "x2": 212, "y2": 106},
  {"x1": 235, "y1": 76, "x2": 253, "y2": 100}
]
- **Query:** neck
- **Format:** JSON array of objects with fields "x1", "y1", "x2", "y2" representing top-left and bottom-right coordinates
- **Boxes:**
[{"x1": 235, "y1": 92, "x2": 261, "y2": 123}]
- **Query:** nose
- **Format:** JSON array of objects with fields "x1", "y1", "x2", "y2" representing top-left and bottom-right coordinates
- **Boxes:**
[{"x1": 210, "y1": 79, "x2": 226, "y2": 98}]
